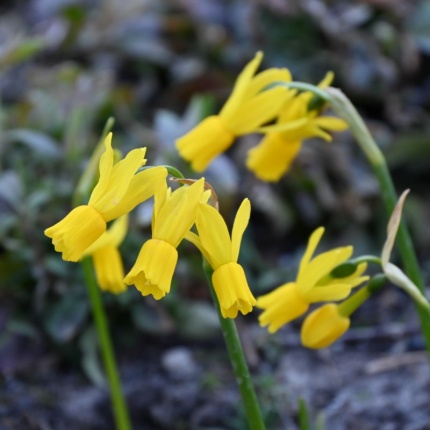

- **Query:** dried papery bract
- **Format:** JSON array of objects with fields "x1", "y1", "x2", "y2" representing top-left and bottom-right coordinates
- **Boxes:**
[{"x1": 381, "y1": 190, "x2": 430, "y2": 310}]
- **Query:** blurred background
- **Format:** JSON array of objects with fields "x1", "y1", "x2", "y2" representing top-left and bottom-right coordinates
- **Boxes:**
[{"x1": 1, "y1": 0, "x2": 430, "y2": 429}]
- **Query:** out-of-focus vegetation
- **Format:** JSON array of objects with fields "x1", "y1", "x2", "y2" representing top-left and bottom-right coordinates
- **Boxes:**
[{"x1": 1, "y1": 0, "x2": 430, "y2": 428}]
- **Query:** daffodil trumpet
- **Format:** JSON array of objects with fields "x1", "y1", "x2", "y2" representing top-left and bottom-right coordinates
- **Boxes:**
[{"x1": 301, "y1": 274, "x2": 387, "y2": 349}]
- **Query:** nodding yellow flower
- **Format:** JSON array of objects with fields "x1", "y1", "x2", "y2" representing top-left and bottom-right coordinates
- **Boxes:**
[
  {"x1": 186, "y1": 199, "x2": 257, "y2": 318},
  {"x1": 246, "y1": 72, "x2": 348, "y2": 182},
  {"x1": 124, "y1": 178, "x2": 206, "y2": 300},
  {"x1": 301, "y1": 303, "x2": 350, "y2": 349},
  {"x1": 82, "y1": 215, "x2": 128, "y2": 294},
  {"x1": 176, "y1": 52, "x2": 291, "y2": 172},
  {"x1": 257, "y1": 227, "x2": 368, "y2": 333},
  {"x1": 44, "y1": 133, "x2": 167, "y2": 262}
]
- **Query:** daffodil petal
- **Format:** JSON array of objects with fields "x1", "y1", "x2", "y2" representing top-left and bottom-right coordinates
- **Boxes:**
[
  {"x1": 257, "y1": 282, "x2": 309, "y2": 333},
  {"x1": 102, "y1": 166, "x2": 167, "y2": 221},
  {"x1": 184, "y1": 231, "x2": 214, "y2": 268},
  {"x1": 246, "y1": 134, "x2": 302, "y2": 182},
  {"x1": 257, "y1": 283, "x2": 309, "y2": 333},
  {"x1": 83, "y1": 215, "x2": 128, "y2": 255},
  {"x1": 244, "y1": 68, "x2": 292, "y2": 99},
  {"x1": 89, "y1": 147, "x2": 147, "y2": 214},
  {"x1": 318, "y1": 71, "x2": 334, "y2": 89},
  {"x1": 92, "y1": 246, "x2": 126, "y2": 294},
  {"x1": 154, "y1": 178, "x2": 204, "y2": 247},
  {"x1": 305, "y1": 283, "x2": 353, "y2": 302},
  {"x1": 278, "y1": 96, "x2": 308, "y2": 123},
  {"x1": 230, "y1": 87, "x2": 287, "y2": 134},
  {"x1": 256, "y1": 117, "x2": 308, "y2": 134},
  {"x1": 153, "y1": 181, "x2": 168, "y2": 225},
  {"x1": 299, "y1": 247, "x2": 353, "y2": 293},
  {"x1": 315, "y1": 116, "x2": 348, "y2": 131},
  {"x1": 220, "y1": 51, "x2": 263, "y2": 121},
  {"x1": 175, "y1": 116, "x2": 234, "y2": 172},
  {"x1": 89, "y1": 133, "x2": 114, "y2": 203},
  {"x1": 195, "y1": 202, "x2": 232, "y2": 269},
  {"x1": 231, "y1": 199, "x2": 251, "y2": 263},
  {"x1": 297, "y1": 227, "x2": 325, "y2": 280}
]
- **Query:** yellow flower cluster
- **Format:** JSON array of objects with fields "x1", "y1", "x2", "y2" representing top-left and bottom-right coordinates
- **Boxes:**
[
  {"x1": 45, "y1": 54, "x2": 370, "y2": 344},
  {"x1": 257, "y1": 227, "x2": 369, "y2": 348},
  {"x1": 45, "y1": 133, "x2": 256, "y2": 318},
  {"x1": 176, "y1": 52, "x2": 348, "y2": 181}
]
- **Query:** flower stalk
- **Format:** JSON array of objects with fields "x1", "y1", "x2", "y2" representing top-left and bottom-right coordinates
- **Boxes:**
[
  {"x1": 203, "y1": 261, "x2": 266, "y2": 430},
  {"x1": 317, "y1": 86, "x2": 430, "y2": 355},
  {"x1": 81, "y1": 258, "x2": 131, "y2": 430}
]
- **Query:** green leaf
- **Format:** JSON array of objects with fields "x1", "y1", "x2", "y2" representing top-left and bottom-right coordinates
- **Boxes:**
[
  {"x1": 79, "y1": 327, "x2": 106, "y2": 387},
  {"x1": 4, "y1": 129, "x2": 61, "y2": 158},
  {"x1": 45, "y1": 293, "x2": 89, "y2": 342},
  {"x1": 0, "y1": 37, "x2": 46, "y2": 69}
]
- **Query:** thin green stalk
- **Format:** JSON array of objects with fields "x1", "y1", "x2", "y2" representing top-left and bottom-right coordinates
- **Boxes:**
[
  {"x1": 298, "y1": 398, "x2": 310, "y2": 430},
  {"x1": 203, "y1": 261, "x2": 266, "y2": 430},
  {"x1": 81, "y1": 258, "x2": 132, "y2": 430},
  {"x1": 326, "y1": 88, "x2": 430, "y2": 355}
]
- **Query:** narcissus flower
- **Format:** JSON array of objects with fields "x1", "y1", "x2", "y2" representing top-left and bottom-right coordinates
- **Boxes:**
[
  {"x1": 125, "y1": 178, "x2": 206, "y2": 300},
  {"x1": 257, "y1": 227, "x2": 368, "y2": 333},
  {"x1": 176, "y1": 52, "x2": 291, "y2": 172},
  {"x1": 186, "y1": 199, "x2": 257, "y2": 318},
  {"x1": 82, "y1": 215, "x2": 128, "y2": 294},
  {"x1": 44, "y1": 133, "x2": 167, "y2": 262},
  {"x1": 301, "y1": 303, "x2": 350, "y2": 349},
  {"x1": 246, "y1": 73, "x2": 348, "y2": 182}
]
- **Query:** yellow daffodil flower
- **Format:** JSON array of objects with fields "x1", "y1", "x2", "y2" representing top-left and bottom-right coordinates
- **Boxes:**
[
  {"x1": 257, "y1": 227, "x2": 368, "y2": 333},
  {"x1": 45, "y1": 133, "x2": 167, "y2": 262},
  {"x1": 185, "y1": 199, "x2": 257, "y2": 318},
  {"x1": 301, "y1": 303, "x2": 350, "y2": 349},
  {"x1": 124, "y1": 178, "x2": 206, "y2": 300},
  {"x1": 176, "y1": 52, "x2": 291, "y2": 172},
  {"x1": 246, "y1": 73, "x2": 348, "y2": 182},
  {"x1": 82, "y1": 215, "x2": 128, "y2": 294}
]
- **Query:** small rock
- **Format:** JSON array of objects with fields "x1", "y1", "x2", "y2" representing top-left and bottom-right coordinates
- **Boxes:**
[{"x1": 161, "y1": 347, "x2": 198, "y2": 380}]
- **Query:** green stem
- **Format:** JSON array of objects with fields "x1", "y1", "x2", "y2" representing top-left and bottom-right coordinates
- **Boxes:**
[
  {"x1": 203, "y1": 261, "x2": 266, "y2": 430},
  {"x1": 326, "y1": 88, "x2": 430, "y2": 355},
  {"x1": 330, "y1": 255, "x2": 382, "y2": 279},
  {"x1": 338, "y1": 275, "x2": 386, "y2": 317},
  {"x1": 298, "y1": 398, "x2": 310, "y2": 430},
  {"x1": 81, "y1": 258, "x2": 132, "y2": 430},
  {"x1": 348, "y1": 255, "x2": 382, "y2": 266},
  {"x1": 139, "y1": 165, "x2": 185, "y2": 180}
]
